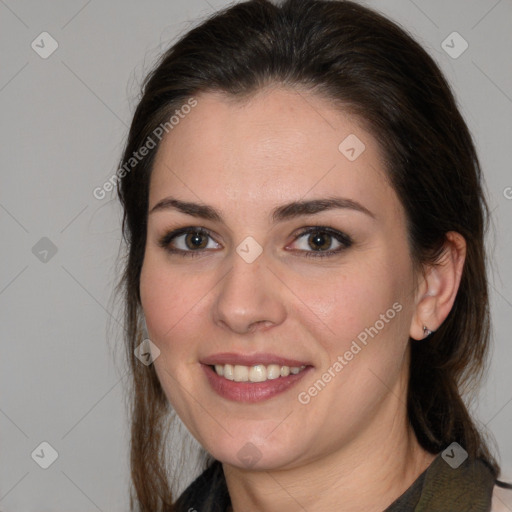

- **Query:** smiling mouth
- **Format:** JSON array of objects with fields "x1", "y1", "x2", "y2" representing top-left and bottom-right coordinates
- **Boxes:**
[{"x1": 210, "y1": 363, "x2": 307, "y2": 383}]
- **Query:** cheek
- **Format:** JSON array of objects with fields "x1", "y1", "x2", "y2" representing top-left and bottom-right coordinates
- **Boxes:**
[
  {"x1": 139, "y1": 254, "x2": 209, "y2": 420},
  {"x1": 298, "y1": 263, "x2": 412, "y2": 406},
  {"x1": 311, "y1": 261, "x2": 408, "y2": 341},
  {"x1": 139, "y1": 253, "x2": 205, "y2": 361}
]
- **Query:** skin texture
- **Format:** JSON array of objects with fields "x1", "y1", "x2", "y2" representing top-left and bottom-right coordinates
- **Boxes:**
[{"x1": 139, "y1": 86, "x2": 466, "y2": 512}]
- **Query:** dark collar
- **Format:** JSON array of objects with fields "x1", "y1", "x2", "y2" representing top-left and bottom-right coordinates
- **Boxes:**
[
  {"x1": 385, "y1": 452, "x2": 495, "y2": 511},
  {"x1": 176, "y1": 453, "x2": 495, "y2": 512}
]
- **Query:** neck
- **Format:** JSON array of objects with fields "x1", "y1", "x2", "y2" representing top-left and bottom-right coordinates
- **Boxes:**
[{"x1": 222, "y1": 393, "x2": 436, "y2": 512}]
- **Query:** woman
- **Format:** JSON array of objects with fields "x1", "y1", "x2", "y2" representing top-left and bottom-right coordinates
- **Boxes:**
[{"x1": 115, "y1": 0, "x2": 512, "y2": 510}]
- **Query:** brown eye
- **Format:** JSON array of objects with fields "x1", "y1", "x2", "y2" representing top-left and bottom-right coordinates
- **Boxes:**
[
  {"x1": 289, "y1": 226, "x2": 353, "y2": 258},
  {"x1": 307, "y1": 231, "x2": 333, "y2": 251},
  {"x1": 158, "y1": 227, "x2": 221, "y2": 256},
  {"x1": 185, "y1": 231, "x2": 208, "y2": 250}
]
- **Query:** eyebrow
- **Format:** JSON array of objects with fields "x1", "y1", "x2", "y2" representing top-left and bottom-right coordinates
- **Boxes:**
[{"x1": 149, "y1": 195, "x2": 375, "y2": 222}]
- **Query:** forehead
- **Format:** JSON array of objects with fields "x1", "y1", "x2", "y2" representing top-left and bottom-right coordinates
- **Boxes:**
[{"x1": 149, "y1": 86, "x2": 398, "y2": 221}]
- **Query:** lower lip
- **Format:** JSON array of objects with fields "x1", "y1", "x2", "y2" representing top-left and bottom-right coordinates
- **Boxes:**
[{"x1": 201, "y1": 364, "x2": 313, "y2": 403}]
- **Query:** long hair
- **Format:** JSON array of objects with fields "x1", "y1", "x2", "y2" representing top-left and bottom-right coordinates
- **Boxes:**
[{"x1": 115, "y1": 0, "x2": 500, "y2": 509}]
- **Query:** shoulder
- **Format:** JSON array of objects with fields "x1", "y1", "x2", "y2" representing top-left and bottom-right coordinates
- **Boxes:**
[{"x1": 491, "y1": 480, "x2": 512, "y2": 512}]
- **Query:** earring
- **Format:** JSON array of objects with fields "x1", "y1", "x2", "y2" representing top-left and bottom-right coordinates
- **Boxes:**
[{"x1": 423, "y1": 325, "x2": 433, "y2": 338}]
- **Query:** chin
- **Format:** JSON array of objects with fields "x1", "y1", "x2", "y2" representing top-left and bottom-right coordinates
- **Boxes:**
[{"x1": 202, "y1": 430, "x2": 309, "y2": 471}]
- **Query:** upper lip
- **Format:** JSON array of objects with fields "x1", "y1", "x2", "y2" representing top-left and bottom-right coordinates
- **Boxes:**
[{"x1": 201, "y1": 352, "x2": 311, "y2": 367}]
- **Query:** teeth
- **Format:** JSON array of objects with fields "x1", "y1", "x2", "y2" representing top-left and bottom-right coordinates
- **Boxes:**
[
  {"x1": 266, "y1": 364, "x2": 281, "y2": 380},
  {"x1": 249, "y1": 364, "x2": 267, "y2": 382},
  {"x1": 224, "y1": 364, "x2": 234, "y2": 381},
  {"x1": 233, "y1": 365, "x2": 249, "y2": 382},
  {"x1": 212, "y1": 363, "x2": 306, "y2": 382}
]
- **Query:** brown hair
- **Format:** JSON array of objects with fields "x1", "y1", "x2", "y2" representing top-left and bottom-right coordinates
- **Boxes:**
[{"x1": 115, "y1": 0, "x2": 502, "y2": 509}]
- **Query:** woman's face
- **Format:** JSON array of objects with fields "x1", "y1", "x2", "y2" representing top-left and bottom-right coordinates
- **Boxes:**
[{"x1": 140, "y1": 87, "x2": 420, "y2": 470}]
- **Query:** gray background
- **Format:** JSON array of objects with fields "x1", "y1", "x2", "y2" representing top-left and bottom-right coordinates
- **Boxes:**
[{"x1": 1, "y1": 0, "x2": 511, "y2": 510}]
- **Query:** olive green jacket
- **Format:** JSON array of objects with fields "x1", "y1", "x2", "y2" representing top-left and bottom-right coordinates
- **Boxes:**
[{"x1": 175, "y1": 452, "x2": 507, "y2": 511}]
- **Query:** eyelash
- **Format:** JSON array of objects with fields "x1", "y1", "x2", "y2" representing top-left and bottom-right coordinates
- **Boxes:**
[{"x1": 158, "y1": 226, "x2": 353, "y2": 259}]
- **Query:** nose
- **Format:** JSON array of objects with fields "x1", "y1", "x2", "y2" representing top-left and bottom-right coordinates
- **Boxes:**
[{"x1": 212, "y1": 252, "x2": 287, "y2": 335}]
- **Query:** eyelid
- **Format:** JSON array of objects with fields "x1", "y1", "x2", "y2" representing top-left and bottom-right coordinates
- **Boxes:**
[
  {"x1": 288, "y1": 226, "x2": 352, "y2": 248},
  {"x1": 157, "y1": 226, "x2": 221, "y2": 256},
  {"x1": 285, "y1": 226, "x2": 353, "y2": 258}
]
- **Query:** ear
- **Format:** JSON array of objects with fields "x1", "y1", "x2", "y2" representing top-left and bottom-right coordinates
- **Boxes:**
[{"x1": 409, "y1": 231, "x2": 467, "y2": 340}]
